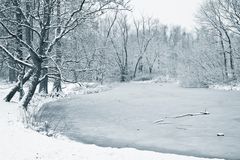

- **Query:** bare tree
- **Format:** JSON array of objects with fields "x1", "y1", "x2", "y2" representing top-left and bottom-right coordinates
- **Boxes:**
[
  {"x1": 198, "y1": 0, "x2": 237, "y2": 80},
  {"x1": 111, "y1": 14, "x2": 129, "y2": 82},
  {"x1": 0, "y1": 0, "x2": 129, "y2": 110},
  {"x1": 133, "y1": 16, "x2": 155, "y2": 78},
  {"x1": 168, "y1": 26, "x2": 182, "y2": 77}
]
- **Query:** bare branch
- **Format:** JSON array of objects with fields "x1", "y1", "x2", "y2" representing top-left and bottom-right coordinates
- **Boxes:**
[{"x1": 0, "y1": 45, "x2": 33, "y2": 68}]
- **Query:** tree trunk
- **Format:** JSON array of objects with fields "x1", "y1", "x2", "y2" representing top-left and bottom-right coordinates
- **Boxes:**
[
  {"x1": 21, "y1": 67, "x2": 41, "y2": 110},
  {"x1": 149, "y1": 66, "x2": 153, "y2": 74},
  {"x1": 4, "y1": 1, "x2": 16, "y2": 83},
  {"x1": 219, "y1": 31, "x2": 228, "y2": 80},
  {"x1": 15, "y1": 0, "x2": 24, "y2": 99},
  {"x1": 25, "y1": 0, "x2": 33, "y2": 46},
  {"x1": 39, "y1": 0, "x2": 51, "y2": 94},
  {"x1": 120, "y1": 67, "x2": 127, "y2": 82},
  {"x1": 4, "y1": 69, "x2": 33, "y2": 102},
  {"x1": 7, "y1": 42, "x2": 16, "y2": 83},
  {"x1": 120, "y1": 71, "x2": 125, "y2": 82},
  {"x1": 229, "y1": 49, "x2": 235, "y2": 79},
  {"x1": 18, "y1": 0, "x2": 33, "y2": 100},
  {"x1": 224, "y1": 31, "x2": 235, "y2": 80},
  {"x1": 53, "y1": 0, "x2": 62, "y2": 93},
  {"x1": 8, "y1": 60, "x2": 16, "y2": 83},
  {"x1": 11, "y1": 0, "x2": 25, "y2": 98},
  {"x1": 39, "y1": 67, "x2": 48, "y2": 93},
  {"x1": 133, "y1": 56, "x2": 142, "y2": 78},
  {"x1": 18, "y1": 68, "x2": 25, "y2": 101}
]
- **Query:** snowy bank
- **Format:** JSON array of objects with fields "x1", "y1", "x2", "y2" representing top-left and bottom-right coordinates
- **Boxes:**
[{"x1": 209, "y1": 84, "x2": 240, "y2": 91}]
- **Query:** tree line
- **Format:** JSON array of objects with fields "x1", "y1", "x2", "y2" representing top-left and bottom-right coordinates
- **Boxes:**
[{"x1": 0, "y1": 0, "x2": 240, "y2": 110}]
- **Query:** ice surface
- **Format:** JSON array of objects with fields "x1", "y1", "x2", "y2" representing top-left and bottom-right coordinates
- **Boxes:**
[{"x1": 40, "y1": 82, "x2": 240, "y2": 160}]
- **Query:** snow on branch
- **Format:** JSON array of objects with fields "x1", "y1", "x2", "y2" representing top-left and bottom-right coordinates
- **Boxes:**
[
  {"x1": 46, "y1": 0, "x2": 130, "y2": 56},
  {"x1": 0, "y1": 45, "x2": 33, "y2": 68},
  {"x1": 0, "y1": 21, "x2": 41, "y2": 61}
]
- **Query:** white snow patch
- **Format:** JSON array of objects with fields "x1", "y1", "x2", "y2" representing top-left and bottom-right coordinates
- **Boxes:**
[
  {"x1": 132, "y1": 75, "x2": 178, "y2": 84},
  {"x1": 209, "y1": 84, "x2": 240, "y2": 91}
]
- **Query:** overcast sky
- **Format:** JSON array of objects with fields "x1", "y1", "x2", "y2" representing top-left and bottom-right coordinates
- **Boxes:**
[{"x1": 130, "y1": 0, "x2": 203, "y2": 30}]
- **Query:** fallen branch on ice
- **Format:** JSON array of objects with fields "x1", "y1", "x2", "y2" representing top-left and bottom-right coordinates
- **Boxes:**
[
  {"x1": 153, "y1": 119, "x2": 164, "y2": 124},
  {"x1": 166, "y1": 110, "x2": 210, "y2": 119},
  {"x1": 153, "y1": 110, "x2": 210, "y2": 124}
]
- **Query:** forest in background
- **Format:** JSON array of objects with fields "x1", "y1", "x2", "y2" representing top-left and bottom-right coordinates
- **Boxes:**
[{"x1": 0, "y1": 0, "x2": 240, "y2": 109}]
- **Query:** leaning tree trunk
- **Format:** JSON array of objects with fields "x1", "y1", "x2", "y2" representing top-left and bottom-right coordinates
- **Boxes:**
[
  {"x1": 4, "y1": 69, "x2": 33, "y2": 102},
  {"x1": 18, "y1": 68, "x2": 25, "y2": 101},
  {"x1": 4, "y1": 0, "x2": 34, "y2": 102},
  {"x1": 21, "y1": 67, "x2": 41, "y2": 110}
]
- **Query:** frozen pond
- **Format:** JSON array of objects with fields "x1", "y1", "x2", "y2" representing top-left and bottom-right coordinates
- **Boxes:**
[{"x1": 39, "y1": 83, "x2": 240, "y2": 160}]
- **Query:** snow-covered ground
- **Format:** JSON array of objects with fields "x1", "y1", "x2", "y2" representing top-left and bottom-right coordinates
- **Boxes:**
[
  {"x1": 209, "y1": 84, "x2": 240, "y2": 91},
  {"x1": 0, "y1": 81, "x2": 225, "y2": 160}
]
